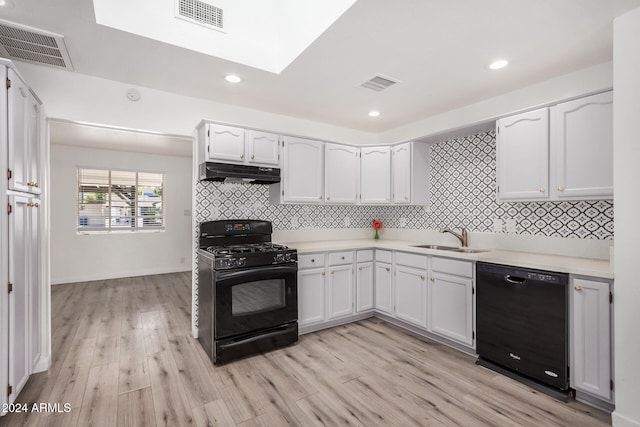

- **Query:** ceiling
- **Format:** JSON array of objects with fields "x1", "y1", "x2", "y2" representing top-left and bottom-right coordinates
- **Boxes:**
[
  {"x1": 0, "y1": 0, "x2": 638, "y2": 133},
  {"x1": 49, "y1": 120, "x2": 193, "y2": 157}
]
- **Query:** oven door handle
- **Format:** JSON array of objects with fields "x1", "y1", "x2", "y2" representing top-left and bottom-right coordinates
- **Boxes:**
[{"x1": 215, "y1": 264, "x2": 297, "y2": 281}]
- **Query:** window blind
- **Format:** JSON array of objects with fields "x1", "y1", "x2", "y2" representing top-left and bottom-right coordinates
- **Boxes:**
[{"x1": 77, "y1": 168, "x2": 164, "y2": 232}]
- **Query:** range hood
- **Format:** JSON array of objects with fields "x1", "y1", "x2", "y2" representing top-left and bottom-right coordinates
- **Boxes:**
[{"x1": 199, "y1": 162, "x2": 281, "y2": 184}]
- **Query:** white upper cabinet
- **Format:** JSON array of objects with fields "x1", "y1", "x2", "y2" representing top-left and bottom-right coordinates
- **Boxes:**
[
  {"x1": 198, "y1": 123, "x2": 280, "y2": 167},
  {"x1": 496, "y1": 108, "x2": 549, "y2": 201},
  {"x1": 497, "y1": 91, "x2": 613, "y2": 202},
  {"x1": 281, "y1": 136, "x2": 324, "y2": 203},
  {"x1": 246, "y1": 130, "x2": 279, "y2": 166},
  {"x1": 324, "y1": 143, "x2": 359, "y2": 204},
  {"x1": 392, "y1": 143, "x2": 412, "y2": 204},
  {"x1": 7, "y1": 69, "x2": 41, "y2": 194},
  {"x1": 205, "y1": 123, "x2": 246, "y2": 163},
  {"x1": 361, "y1": 146, "x2": 391, "y2": 204},
  {"x1": 551, "y1": 91, "x2": 613, "y2": 200},
  {"x1": 391, "y1": 142, "x2": 429, "y2": 205}
]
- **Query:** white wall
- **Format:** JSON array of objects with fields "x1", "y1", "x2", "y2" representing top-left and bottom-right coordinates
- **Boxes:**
[
  {"x1": 377, "y1": 61, "x2": 613, "y2": 144},
  {"x1": 613, "y1": 7, "x2": 640, "y2": 427},
  {"x1": 50, "y1": 144, "x2": 192, "y2": 284},
  {"x1": 15, "y1": 62, "x2": 376, "y2": 145}
]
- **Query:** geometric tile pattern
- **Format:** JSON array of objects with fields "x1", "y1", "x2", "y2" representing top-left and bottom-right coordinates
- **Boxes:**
[{"x1": 192, "y1": 129, "x2": 614, "y2": 328}]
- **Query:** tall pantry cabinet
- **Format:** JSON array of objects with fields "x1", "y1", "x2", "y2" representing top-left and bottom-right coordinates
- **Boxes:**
[{"x1": 1, "y1": 59, "x2": 48, "y2": 414}]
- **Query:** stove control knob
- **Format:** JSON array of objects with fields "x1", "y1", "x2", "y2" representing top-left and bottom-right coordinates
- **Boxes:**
[
  {"x1": 274, "y1": 254, "x2": 284, "y2": 263},
  {"x1": 284, "y1": 253, "x2": 292, "y2": 262},
  {"x1": 237, "y1": 257, "x2": 246, "y2": 267},
  {"x1": 228, "y1": 258, "x2": 237, "y2": 268}
]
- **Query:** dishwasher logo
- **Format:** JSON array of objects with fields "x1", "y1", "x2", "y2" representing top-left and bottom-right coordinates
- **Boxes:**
[{"x1": 509, "y1": 352, "x2": 521, "y2": 360}]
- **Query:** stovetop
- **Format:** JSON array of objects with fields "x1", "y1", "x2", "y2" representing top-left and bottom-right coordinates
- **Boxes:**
[{"x1": 200, "y1": 242, "x2": 297, "y2": 270}]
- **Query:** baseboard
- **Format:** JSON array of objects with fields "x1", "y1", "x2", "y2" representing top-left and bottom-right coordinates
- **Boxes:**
[
  {"x1": 612, "y1": 412, "x2": 640, "y2": 427},
  {"x1": 299, "y1": 311, "x2": 374, "y2": 335},
  {"x1": 32, "y1": 354, "x2": 51, "y2": 373},
  {"x1": 52, "y1": 266, "x2": 192, "y2": 285}
]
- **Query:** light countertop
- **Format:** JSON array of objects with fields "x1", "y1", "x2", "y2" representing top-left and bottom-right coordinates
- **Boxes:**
[{"x1": 277, "y1": 238, "x2": 613, "y2": 279}]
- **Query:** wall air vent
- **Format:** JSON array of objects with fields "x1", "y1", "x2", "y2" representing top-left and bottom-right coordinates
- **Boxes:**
[
  {"x1": 360, "y1": 75, "x2": 399, "y2": 92},
  {"x1": 0, "y1": 20, "x2": 73, "y2": 70},
  {"x1": 176, "y1": 0, "x2": 225, "y2": 32}
]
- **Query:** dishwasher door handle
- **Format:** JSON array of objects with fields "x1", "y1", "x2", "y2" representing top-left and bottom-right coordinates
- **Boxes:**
[{"x1": 504, "y1": 275, "x2": 526, "y2": 284}]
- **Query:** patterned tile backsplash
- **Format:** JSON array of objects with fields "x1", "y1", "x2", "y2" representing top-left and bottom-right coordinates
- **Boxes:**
[{"x1": 195, "y1": 130, "x2": 613, "y2": 240}]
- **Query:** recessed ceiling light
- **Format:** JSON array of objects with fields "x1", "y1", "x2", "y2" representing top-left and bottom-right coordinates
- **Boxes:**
[
  {"x1": 368, "y1": 111, "x2": 380, "y2": 117},
  {"x1": 225, "y1": 74, "x2": 242, "y2": 83},
  {"x1": 0, "y1": 0, "x2": 15, "y2": 8},
  {"x1": 489, "y1": 59, "x2": 509, "y2": 70}
]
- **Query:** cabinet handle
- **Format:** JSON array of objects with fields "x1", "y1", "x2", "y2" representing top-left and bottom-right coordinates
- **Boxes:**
[
  {"x1": 539, "y1": 187, "x2": 545, "y2": 193},
  {"x1": 341, "y1": 256, "x2": 345, "y2": 260},
  {"x1": 358, "y1": 267, "x2": 363, "y2": 271},
  {"x1": 557, "y1": 186, "x2": 564, "y2": 191},
  {"x1": 322, "y1": 272, "x2": 325, "y2": 276},
  {"x1": 575, "y1": 285, "x2": 582, "y2": 291},
  {"x1": 319, "y1": 196, "x2": 323, "y2": 200},
  {"x1": 330, "y1": 271, "x2": 335, "y2": 275},
  {"x1": 311, "y1": 259, "x2": 315, "y2": 263},
  {"x1": 34, "y1": 183, "x2": 39, "y2": 188},
  {"x1": 430, "y1": 277, "x2": 435, "y2": 282},
  {"x1": 326, "y1": 197, "x2": 330, "y2": 201},
  {"x1": 404, "y1": 196, "x2": 408, "y2": 200},
  {"x1": 27, "y1": 181, "x2": 34, "y2": 186},
  {"x1": 240, "y1": 154, "x2": 245, "y2": 159},
  {"x1": 386, "y1": 268, "x2": 390, "y2": 272},
  {"x1": 34, "y1": 203, "x2": 39, "y2": 208},
  {"x1": 420, "y1": 275, "x2": 425, "y2": 280},
  {"x1": 251, "y1": 155, "x2": 255, "y2": 160}
]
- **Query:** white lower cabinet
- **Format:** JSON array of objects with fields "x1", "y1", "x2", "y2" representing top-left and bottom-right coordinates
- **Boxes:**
[
  {"x1": 570, "y1": 276, "x2": 613, "y2": 402},
  {"x1": 356, "y1": 250, "x2": 374, "y2": 313},
  {"x1": 394, "y1": 252, "x2": 428, "y2": 328},
  {"x1": 429, "y1": 257, "x2": 474, "y2": 347},
  {"x1": 298, "y1": 266, "x2": 326, "y2": 327},
  {"x1": 7, "y1": 193, "x2": 40, "y2": 403},
  {"x1": 327, "y1": 264, "x2": 354, "y2": 319}
]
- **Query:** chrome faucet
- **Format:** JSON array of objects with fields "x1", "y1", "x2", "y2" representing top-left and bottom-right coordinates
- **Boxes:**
[{"x1": 440, "y1": 227, "x2": 468, "y2": 247}]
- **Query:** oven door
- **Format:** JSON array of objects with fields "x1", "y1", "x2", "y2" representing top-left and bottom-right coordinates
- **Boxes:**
[{"x1": 215, "y1": 264, "x2": 297, "y2": 339}]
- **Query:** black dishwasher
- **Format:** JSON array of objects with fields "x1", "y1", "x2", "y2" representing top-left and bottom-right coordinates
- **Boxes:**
[{"x1": 476, "y1": 262, "x2": 569, "y2": 396}]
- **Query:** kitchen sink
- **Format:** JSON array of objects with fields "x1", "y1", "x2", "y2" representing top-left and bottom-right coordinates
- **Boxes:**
[
  {"x1": 447, "y1": 248, "x2": 489, "y2": 253},
  {"x1": 412, "y1": 244, "x2": 460, "y2": 250},
  {"x1": 411, "y1": 244, "x2": 488, "y2": 254}
]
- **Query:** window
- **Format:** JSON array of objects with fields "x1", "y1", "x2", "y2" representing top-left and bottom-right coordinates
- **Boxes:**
[{"x1": 77, "y1": 168, "x2": 164, "y2": 232}]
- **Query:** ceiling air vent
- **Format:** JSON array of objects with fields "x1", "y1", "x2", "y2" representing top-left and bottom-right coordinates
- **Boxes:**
[
  {"x1": 0, "y1": 20, "x2": 73, "y2": 70},
  {"x1": 360, "y1": 75, "x2": 399, "y2": 92},
  {"x1": 176, "y1": 0, "x2": 225, "y2": 32}
]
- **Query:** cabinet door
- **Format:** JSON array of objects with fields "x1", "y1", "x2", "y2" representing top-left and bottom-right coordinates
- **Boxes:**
[
  {"x1": 27, "y1": 94, "x2": 42, "y2": 195},
  {"x1": 392, "y1": 143, "x2": 412, "y2": 204},
  {"x1": 374, "y1": 262, "x2": 393, "y2": 315},
  {"x1": 206, "y1": 124, "x2": 245, "y2": 163},
  {"x1": 497, "y1": 108, "x2": 549, "y2": 201},
  {"x1": 324, "y1": 143, "x2": 359, "y2": 204},
  {"x1": 394, "y1": 265, "x2": 427, "y2": 328},
  {"x1": 552, "y1": 91, "x2": 613, "y2": 200},
  {"x1": 7, "y1": 69, "x2": 31, "y2": 193},
  {"x1": 29, "y1": 198, "x2": 41, "y2": 369},
  {"x1": 571, "y1": 278, "x2": 611, "y2": 401},
  {"x1": 360, "y1": 147, "x2": 391, "y2": 204},
  {"x1": 7, "y1": 195, "x2": 32, "y2": 403},
  {"x1": 430, "y1": 272, "x2": 473, "y2": 346},
  {"x1": 246, "y1": 130, "x2": 279, "y2": 166},
  {"x1": 298, "y1": 269, "x2": 326, "y2": 326},
  {"x1": 356, "y1": 262, "x2": 374, "y2": 312},
  {"x1": 328, "y1": 265, "x2": 354, "y2": 319},
  {"x1": 282, "y1": 137, "x2": 323, "y2": 203}
]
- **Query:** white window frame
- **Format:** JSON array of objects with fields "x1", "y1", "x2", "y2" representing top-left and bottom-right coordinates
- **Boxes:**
[{"x1": 77, "y1": 167, "x2": 165, "y2": 233}]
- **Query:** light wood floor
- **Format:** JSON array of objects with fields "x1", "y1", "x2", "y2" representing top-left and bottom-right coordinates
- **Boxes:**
[{"x1": 1, "y1": 272, "x2": 611, "y2": 427}]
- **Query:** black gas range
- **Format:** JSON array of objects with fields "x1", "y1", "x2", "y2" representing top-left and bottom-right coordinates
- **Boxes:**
[{"x1": 197, "y1": 220, "x2": 298, "y2": 364}]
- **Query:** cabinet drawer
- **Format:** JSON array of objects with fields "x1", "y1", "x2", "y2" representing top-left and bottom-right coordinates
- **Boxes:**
[
  {"x1": 356, "y1": 250, "x2": 373, "y2": 263},
  {"x1": 329, "y1": 251, "x2": 354, "y2": 266},
  {"x1": 431, "y1": 257, "x2": 473, "y2": 278},
  {"x1": 375, "y1": 250, "x2": 393, "y2": 263},
  {"x1": 394, "y1": 252, "x2": 428, "y2": 269},
  {"x1": 298, "y1": 253, "x2": 326, "y2": 269}
]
